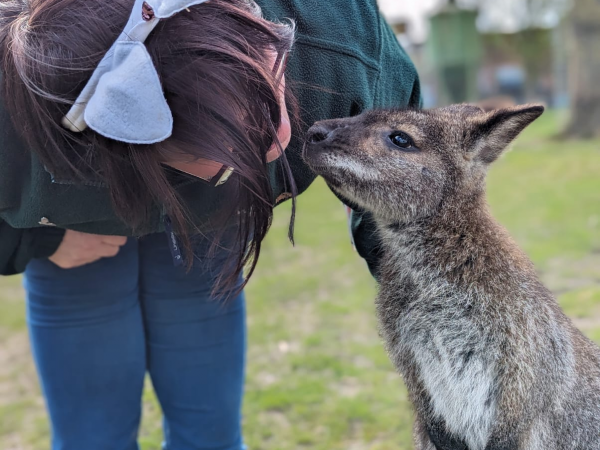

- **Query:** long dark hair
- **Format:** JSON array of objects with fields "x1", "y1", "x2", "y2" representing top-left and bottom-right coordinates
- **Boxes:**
[{"x1": 0, "y1": 0, "x2": 297, "y2": 292}]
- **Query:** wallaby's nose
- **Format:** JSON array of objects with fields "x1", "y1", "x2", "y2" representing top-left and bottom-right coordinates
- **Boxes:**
[{"x1": 307, "y1": 125, "x2": 332, "y2": 144}]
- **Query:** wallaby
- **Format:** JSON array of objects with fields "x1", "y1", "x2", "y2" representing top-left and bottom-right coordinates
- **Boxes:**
[{"x1": 303, "y1": 104, "x2": 600, "y2": 450}]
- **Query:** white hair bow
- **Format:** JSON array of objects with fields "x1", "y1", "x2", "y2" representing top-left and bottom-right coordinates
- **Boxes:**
[{"x1": 62, "y1": 0, "x2": 211, "y2": 144}]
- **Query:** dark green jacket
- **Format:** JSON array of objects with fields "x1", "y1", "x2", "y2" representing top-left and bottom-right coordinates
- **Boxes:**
[{"x1": 0, "y1": 0, "x2": 420, "y2": 275}]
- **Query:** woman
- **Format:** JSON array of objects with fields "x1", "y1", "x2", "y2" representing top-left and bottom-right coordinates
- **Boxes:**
[{"x1": 0, "y1": 0, "x2": 420, "y2": 449}]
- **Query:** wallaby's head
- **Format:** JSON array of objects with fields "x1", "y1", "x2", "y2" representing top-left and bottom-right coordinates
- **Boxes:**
[{"x1": 303, "y1": 104, "x2": 544, "y2": 222}]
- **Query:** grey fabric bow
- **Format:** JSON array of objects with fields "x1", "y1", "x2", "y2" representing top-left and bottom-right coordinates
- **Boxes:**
[{"x1": 62, "y1": 0, "x2": 211, "y2": 144}]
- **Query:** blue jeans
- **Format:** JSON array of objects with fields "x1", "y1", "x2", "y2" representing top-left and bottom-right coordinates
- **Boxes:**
[{"x1": 24, "y1": 232, "x2": 246, "y2": 450}]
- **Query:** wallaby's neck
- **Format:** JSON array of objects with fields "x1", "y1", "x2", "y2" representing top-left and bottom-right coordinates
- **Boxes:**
[{"x1": 375, "y1": 193, "x2": 536, "y2": 291}]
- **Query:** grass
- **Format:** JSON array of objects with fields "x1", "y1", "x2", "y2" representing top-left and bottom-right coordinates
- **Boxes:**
[{"x1": 1, "y1": 110, "x2": 599, "y2": 449}]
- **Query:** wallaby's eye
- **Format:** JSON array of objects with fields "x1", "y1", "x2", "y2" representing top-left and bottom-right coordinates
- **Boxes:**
[{"x1": 389, "y1": 132, "x2": 417, "y2": 151}]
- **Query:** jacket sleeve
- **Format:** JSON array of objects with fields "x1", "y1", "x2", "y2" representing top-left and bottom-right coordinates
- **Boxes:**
[
  {"x1": 349, "y1": 17, "x2": 422, "y2": 280},
  {"x1": 0, "y1": 219, "x2": 65, "y2": 275}
]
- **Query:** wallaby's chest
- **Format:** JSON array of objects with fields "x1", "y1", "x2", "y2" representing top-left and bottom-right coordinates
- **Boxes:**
[{"x1": 377, "y1": 263, "x2": 499, "y2": 450}]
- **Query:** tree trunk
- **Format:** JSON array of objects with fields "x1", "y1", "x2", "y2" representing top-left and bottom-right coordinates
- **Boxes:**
[{"x1": 565, "y1": 0, "x2": 600, "y2": 138}]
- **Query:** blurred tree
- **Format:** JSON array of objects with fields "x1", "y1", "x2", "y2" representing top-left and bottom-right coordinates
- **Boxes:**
[{"x1": 564, "y1": 0, "x2": 600, "y2": 138}]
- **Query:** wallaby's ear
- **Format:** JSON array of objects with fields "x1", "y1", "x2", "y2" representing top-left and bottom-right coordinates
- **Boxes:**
[{"x1": 472, "y1": 104, "x2": 544, "y2": 164}]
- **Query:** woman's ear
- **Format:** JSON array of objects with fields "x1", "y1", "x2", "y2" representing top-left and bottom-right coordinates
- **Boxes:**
[
  {"x1": 471, "y1": 104, "x2": 544, "y2": 164},
  {"x1": 266, "y1": 78, "x2": 292, "y2": 163},
  {"x1": 266, "y1": 111, "x2": 290, "y2": 162}
]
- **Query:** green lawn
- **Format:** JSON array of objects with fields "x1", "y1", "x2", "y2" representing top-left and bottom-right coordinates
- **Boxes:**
[{"x1": 1, "y1": 110, "x2": 599, "y2": 449}]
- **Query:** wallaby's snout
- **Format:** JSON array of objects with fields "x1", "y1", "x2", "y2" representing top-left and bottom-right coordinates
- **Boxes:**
[
  {"x1": 306, "y1": 122, "x2": 337, "y2": 145},
  {"x1": 303, "y1": 116, "x2": 366, "y2": 192},
  {"x1": 306, "y1": 125, "x2": 330, "y2": 144},
  {"x1": 304, "y1": 117, "x2": 355, "y2": 155}
]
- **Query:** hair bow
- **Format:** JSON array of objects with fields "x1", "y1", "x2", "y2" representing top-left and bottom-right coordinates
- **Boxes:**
[{"x1": 62, "y1": 0, "x2": 211, "y2": 144}]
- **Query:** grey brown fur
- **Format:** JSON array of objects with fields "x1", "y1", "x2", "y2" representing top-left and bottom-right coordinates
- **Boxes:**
[{"x1": 303, "y1": 104, "x2": 600, "y2": 450}]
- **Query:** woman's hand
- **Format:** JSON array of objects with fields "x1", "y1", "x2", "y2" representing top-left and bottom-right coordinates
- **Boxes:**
[{"x1": 49, "y1": 230, "x2": 128, "y2": 269}]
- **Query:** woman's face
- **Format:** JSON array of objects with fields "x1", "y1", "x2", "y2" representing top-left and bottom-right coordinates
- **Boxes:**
[{"x1": 165, "y1": 49, "x2": 291, "y2": 181}]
